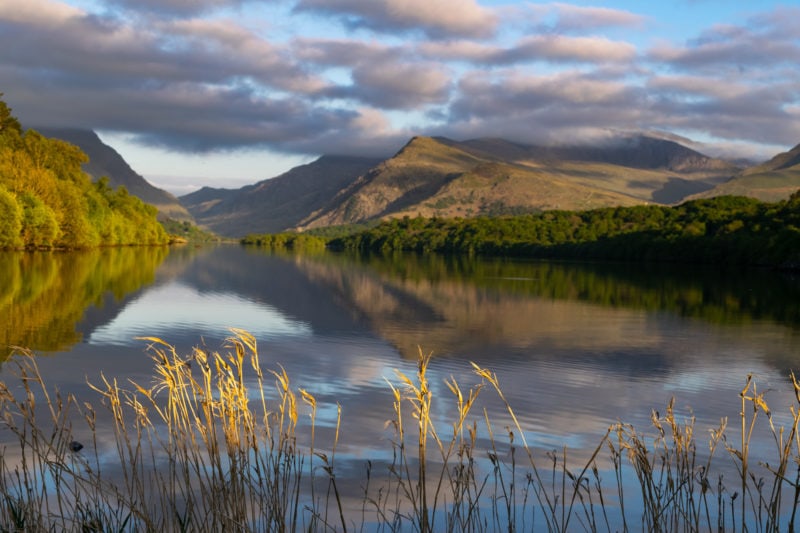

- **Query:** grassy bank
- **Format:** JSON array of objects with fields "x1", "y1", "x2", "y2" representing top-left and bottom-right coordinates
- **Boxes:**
[{"x1": 0, "y1": 331, "x2": 799, "y2": 531}]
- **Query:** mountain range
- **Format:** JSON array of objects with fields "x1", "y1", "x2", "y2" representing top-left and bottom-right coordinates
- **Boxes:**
[
  {"x1": 181, "y1": 133, "x2": 756, "y2": 237},
  {"x1": 41, "y1": 128, "x2": 800, "y2": 238}
]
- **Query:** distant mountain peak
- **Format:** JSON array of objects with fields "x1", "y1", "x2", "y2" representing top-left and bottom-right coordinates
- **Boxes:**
[{"x1": 754, "y1": 142, "x2": 800, "y2": 172}]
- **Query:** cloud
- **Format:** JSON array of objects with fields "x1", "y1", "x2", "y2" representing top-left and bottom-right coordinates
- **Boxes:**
[
  {"x1": 294, "y1": 0, "x2": 498, "y2": 39},
  {"x1": 419, "y1": 35, "x2": 636, "y2": 65},
  {"x1": 293, "y1": 38, "x2": 396, "y2": 67},
  {"x1": 438, "y1": 70, "x2": 644, "y2": 145},
  {"x1": 502, "y1": 35, "x2": 637, "y2": 63},
  {"x1": 345, "y1": 62, "x2": 452, "y2": 109},
  {"x1": 648, "y1": 74, "x2": 748, "y2": 100},
  {"x1": 0, "y1": 0, "x2": 83, "y2": 25},
  {"x1": 641, "y1": 9, "x2": 800, "y2": 148},
  {"x1": 0, "y1": 0, "x2": 798, "y2": 167},
  {"x1": 104, "y1": 0, "x2": 254, "y2": 17},
  {"x1": 646, "y1": 83, "x2": 800, "y2": 147},
  {"x1": 548, "y1": 3, "x2": 647, "y2": 32},
  {"x1": 649, "y1": 11, "x2": 800, "y2": 71},
  {"x1": 294, "y1": 38, "x2": 452, "y2": 109},
  {"x1": 287, "y1": 107, "x2": 411, "y2": 157}
]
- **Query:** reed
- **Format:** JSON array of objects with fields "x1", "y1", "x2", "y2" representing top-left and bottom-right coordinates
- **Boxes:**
[{"x1": 0, "y1": 331, "x2": 799, "y2": 532}]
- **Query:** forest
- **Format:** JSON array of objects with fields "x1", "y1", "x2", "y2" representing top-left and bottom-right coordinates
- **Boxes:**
[
  {"x1": 0, "y1": 98, "x2": 168, "y2": 249},
  {"x1": 327, "y1": 193, "x2": 800, "y2": 269}
]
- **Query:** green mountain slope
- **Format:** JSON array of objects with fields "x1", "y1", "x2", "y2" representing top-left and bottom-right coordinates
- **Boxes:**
[{"x1": 38, "y1": 128, "x2": 192, "y2": 221}]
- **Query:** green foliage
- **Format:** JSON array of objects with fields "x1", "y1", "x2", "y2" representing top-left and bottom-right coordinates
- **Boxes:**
[
  {"x1": 0, "y1": 95, "x2": 22, "y2": 141},
  {"x1": 159, "y1": 218, "x2": 222, "y2": 243},
  {"x1": 241, "y1": 232, "x2": 327, "y2": 251},
  {"x1": 331, "y1": 193, "x2": 800, "y2": 268},
  {"x1": 303, "y1": 221, "x2": 378, "y2": 239},
  {"x1": 18, "y1": 192, "x2": 59, "y2": 247},
  {"x1": 0, "y1": 184, "x2": 22, "y2": 249},
  {"x1": 0, "y1": 98, "x2": 168, "y2": 249}
]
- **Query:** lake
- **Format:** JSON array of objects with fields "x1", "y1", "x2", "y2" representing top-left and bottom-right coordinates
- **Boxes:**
[{"x1": 1, "y1": 244, "x2": 799, "y2": 529}]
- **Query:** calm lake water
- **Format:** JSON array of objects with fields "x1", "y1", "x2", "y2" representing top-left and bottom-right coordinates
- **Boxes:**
[{"x1": 2, "y1": 244, "x2": 800, "y2": 526}]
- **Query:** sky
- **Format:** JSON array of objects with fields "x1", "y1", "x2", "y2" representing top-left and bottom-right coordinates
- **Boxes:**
[{"x1": 1, "y1": 0, "x2": 799, "y2": 196}]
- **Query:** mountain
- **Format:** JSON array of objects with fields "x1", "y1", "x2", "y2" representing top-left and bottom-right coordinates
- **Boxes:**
[
  {"x1": 180, "y1": 155, "x2": 382, "y2": 236},
  {"x1": 184, "y1": 134, "x2": 742, "y2": 237},
  {"x1": 690, "y1": 142, "x2": 800, "y2": 202},
  {"x1": 296, "y1": 135, "x2": 737, "y2": 230},
  {"x1": 37, "y1": 128, "x2": 193, "y2": 221},
  {"x1": 453, "y1": 134, "x2": 735, "y2": 173}
]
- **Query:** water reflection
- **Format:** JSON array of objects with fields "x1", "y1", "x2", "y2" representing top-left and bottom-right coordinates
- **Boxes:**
[
  {"x1": 3, "y1": 245, "x2": 800, "y2": 528},
  {"x1": 272, "y1": 251, "x2": 800, "y2": 370},
  {"x1": 89, "y1": 281, "x2": 311, "y2": 345},
  {"x1": 5, "y1": 245, "x2": 798, "y2": 380},
  {"x1": 0, "y1": 247, "x2": 168, "y2": 358}
]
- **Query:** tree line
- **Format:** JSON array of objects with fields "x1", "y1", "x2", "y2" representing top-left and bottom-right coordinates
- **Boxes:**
[
  {"x1": 327, "y1": 193, "x2": 800, "y2": 269},
  {"x1": 241, "y1": 232, "x2": 327, "y2": 251},
  {"x1": 0, "y1": 97, "x2": 168, "y2": 249}
]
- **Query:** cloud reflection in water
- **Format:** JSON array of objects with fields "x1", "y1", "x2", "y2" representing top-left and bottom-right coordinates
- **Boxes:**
[{"x1": 88, "y1": 281, "x2": 312, "y2": 346}]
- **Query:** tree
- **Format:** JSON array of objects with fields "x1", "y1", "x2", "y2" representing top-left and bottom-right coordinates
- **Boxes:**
[
  {"x1": 0, "y1": 95, "x2": 22, "y2": 139},
  {"x1": 0, "y1": 95, "x2": 169, "y2": 250},
  {"x1": 0, "y1": 185, "x2": 22, "y2": 248},
  {"x1": 19, "y1": 192, "x2": 59, "y2": 247}
]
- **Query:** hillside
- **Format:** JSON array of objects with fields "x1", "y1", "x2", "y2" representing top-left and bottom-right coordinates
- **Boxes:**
[
  {"x1": 690, "y1": 143, "x2": 800, "y2": 202},
  {"x1": 37, "y1": 128, "x2": 193, "y2": 221},
  {"x1": 182, "y1": 133, "x2": 760, "y2": 237},
  {"x1": 296, "y1": 135, "x2": 737, "y2": 230},
  {"x1": 181, "y1": 155, "x2": 382, "y2": 236}
]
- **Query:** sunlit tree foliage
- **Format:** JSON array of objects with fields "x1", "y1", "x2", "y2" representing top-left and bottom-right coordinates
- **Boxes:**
[
  {"x1": 331, "y1": 193, "x2": 800, "y2": 269},
  {"x1": 0, "y1": 97, "x2": 168, "y2": 249}
]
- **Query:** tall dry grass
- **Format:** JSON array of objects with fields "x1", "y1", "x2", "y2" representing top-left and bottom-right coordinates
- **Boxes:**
[{"x1": 0, "y1": 330, "x2": 799, "y2": 531}]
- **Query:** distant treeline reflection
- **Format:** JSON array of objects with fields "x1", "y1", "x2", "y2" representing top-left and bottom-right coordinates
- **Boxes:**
[
  {"x1": 284, "y1": 248, "x2": 800, "y2": 332},
  {"x1": 374, "y1": 252, "x2": 800, "y2": 327}
]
